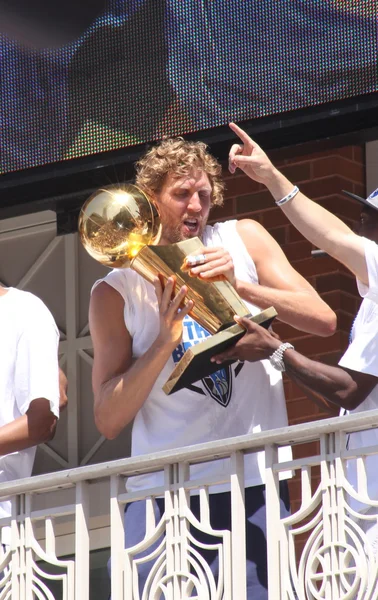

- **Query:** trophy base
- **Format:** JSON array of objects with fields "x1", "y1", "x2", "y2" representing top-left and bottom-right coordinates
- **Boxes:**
[{"x1": 163, "y1": 306, "x2": 277, "y2": 395}]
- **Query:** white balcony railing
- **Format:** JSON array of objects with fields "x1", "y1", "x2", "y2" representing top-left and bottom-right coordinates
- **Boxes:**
[{"x1": 1, "y1": 409, "x2": 378, "y2": 599}]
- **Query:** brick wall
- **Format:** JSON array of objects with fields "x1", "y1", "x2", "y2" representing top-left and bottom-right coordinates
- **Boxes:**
[{"x1": 210, "y1": 143, "x2": 366, "y2": 516}]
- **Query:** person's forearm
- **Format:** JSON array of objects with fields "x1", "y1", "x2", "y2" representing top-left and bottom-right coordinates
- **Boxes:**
[
  {"x1": 283, "y1": 349, "x2": 357, "y2": 410},
  {"x1": 235, "y1": 279, "x2": 335, "y2": 337},
  {"x1": 262, "y1": 168, "x2": 368, "y2": 284},
  {"x1": 0, "y1": 413, "x2": 56, "y2": 456},
  {"x1": 94, "y1": 338, "x2": 175, "y2": 439}
]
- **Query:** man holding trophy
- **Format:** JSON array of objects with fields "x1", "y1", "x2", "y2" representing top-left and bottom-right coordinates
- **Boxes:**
[{"x1": 87, "y1": 133, "x2": 335, "y2": 597}]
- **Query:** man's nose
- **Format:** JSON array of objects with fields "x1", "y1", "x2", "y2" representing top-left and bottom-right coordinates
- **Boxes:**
[{"x1": 187, "y1": 193, "x2": 202, "y2": 213}]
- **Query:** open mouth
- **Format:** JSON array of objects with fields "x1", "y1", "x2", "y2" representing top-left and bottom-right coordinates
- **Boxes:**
[{"x1": 183, "y1": 218, "x2": 200, "y2": 233}]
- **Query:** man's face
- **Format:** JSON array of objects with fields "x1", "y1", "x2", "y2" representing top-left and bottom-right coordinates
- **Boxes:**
[
  {"x1": 356, "y1": 207, "x2": 378, "y2": 242},
  {"x1": 154, "y1": 170, "x2": 212, "y2": 244}
]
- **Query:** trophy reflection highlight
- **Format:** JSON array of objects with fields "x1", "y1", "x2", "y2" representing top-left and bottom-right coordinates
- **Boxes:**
[
  {"x1": 79, "y1": 184, "x2": 277, "y2": 394},
  {"x1": 79, "y1": 184, "x2": 161, "y2": 268}
]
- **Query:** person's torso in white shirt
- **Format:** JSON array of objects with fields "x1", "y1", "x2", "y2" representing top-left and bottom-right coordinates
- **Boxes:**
[
  {"x1": 96, "y1": 220, "x2": 292, "y2": 493},
  {"x1": 0, "y1": 288, "x2": 60, "y2": 521},
  {"x1": 339, "y1": 296, "x2": 378, "y2": 509}
]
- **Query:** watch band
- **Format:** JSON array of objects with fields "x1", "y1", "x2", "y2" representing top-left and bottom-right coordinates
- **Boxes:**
[{"x1": 269, "y1": 342, "x2": 294, "y2": 372}]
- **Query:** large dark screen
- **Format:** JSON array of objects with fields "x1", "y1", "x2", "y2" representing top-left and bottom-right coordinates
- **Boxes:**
[{"x1": 0, "y1": 1, "x2": 377, "y2": 175}]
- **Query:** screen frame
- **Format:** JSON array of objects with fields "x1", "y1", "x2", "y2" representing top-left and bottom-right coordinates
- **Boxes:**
[{"x1": 1, "y1": 91, "x2": 378, "y2": 224}]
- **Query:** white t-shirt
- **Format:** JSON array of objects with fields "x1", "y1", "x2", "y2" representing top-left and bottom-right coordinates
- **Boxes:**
[
  {"x1": 338, "y1": 294, "x2": 378, "y2": 510},
  {"x1": 357, "y1": 237, "x2": 378, "y2": 304},
  {"x1": 95, "y1": 220, "x2": 292, "y2": 494},
  {"x1": 0, "y1": 288, "x2": 60, "y2": 524}
]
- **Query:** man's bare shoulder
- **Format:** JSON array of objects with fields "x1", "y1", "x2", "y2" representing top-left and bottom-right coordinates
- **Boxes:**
[
  {"x1": 236, "y1": 218, "x2": 270, "y2": 236},
  {"x1": 90, "y1": 280, "x2": 125, "y2": 312},
  {"x1": 236, "y1": 218, "x2": 274, "y2": 252}
]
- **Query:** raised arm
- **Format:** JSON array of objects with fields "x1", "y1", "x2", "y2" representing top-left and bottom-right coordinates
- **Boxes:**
[
  {"x1": 90, "y1": 277, "x2": 192, "y2": 439},
  {"x1": 228, "y1": 122, "x2": 369, "y2": 285}
]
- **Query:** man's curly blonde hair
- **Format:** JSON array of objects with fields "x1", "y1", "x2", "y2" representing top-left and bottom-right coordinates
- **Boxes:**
[{"x1": 135, "y1": 138, "x2": 224, "y2": 207}]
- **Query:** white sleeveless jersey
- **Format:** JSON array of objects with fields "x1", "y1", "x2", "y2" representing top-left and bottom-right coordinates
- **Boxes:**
[{"x1": 96, "y1": 220, "x2": 291, "y2": 492}]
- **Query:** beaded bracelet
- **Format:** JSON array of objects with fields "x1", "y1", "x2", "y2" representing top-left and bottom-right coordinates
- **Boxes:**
[{"x1": 275, "y1": 185, "x2": 299, "y2": 207}]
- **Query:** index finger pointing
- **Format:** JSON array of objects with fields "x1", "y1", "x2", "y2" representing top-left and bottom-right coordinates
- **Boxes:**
[{"x1": 229, "y1": 122, "x2": 255, "y2": 149}]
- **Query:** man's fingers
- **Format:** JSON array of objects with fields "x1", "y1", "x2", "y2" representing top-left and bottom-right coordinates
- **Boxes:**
[
  {"x1": 229, "y1": 143, "x2": 243, "y2": 161},
  {"x1": 168, "y1": 284, "x2": 188, "y2": 315},
  {"x1": 211, "y1": 348, "x2": 235, "y2": 364},
  {"x1": 269, "y1": 328, "x2": 281, "y2": 340},
  {"x1": 153, "y1": 276, "x2": 163, "y2": 304},
  {"x1": 233, "y1": 155, "x2": 258, "y2": 167},
  {"x1": 160, "y1": 276, "x2": 175, "y2": 311},
  {"x1": 229, "y1": 143, "x2": 243, "y2": 173},
  {"x1": 201, "y1": 246, "x2": 221, "y2": 256},
  {"x1": 229, "y1": 122, "x2": 254, "y2": 148},
  {"x1": 234, "y1": 316, "x2": 259, "y2": 332},
  {"x1": 175, "y1": 298, "x2": 194, "y2": 322},
  {"x1": 190, "y1": 256, "x2": 230, "y2": 276}
]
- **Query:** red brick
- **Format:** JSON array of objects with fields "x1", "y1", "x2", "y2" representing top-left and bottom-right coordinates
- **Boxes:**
[
  {"x1": 280, "y1": 240, "x2": 312, "y2": 262},
  {"x1": 339, "y1": 273, "x2": 358, "y2": 296},
  {"x1": 294, "y1": 332, "x2": 342, "y2": 356},
  {"x1": 287, "y1": 397, "x2": 321, "y2": 422},
  {"x1": 209, "y1": 198, "x2": 235, "y2": 222},
  {"x1": 300, "y1": 176, "x2": 357, "y2": 200},
  {"x1": 313, "y1": 157, "x2": 364, "y2": 183},
  {"x1": 268, "y1": 226, "x2": 288, "y2": 245},
  {"x1": 336, "y1": 310, "x2": 355, "y2": 335},
  {"x1": 261, "y1": 207, "x2": 293, "y2": 228},
  {"x1": 288, "y1": 224, "x2": 307, "y2": 243},
  {"x1": 294, "y1": 256, "x2": 340, "y2": 279},
  {"x1": 317, "y1": 195, "x2": 362, "y2": 221},
  {"x1": 340, "y1": 293, "x2": 361, "y2": 316},
  {"x1": 291, "y1": 440, "x2": 321, "y2": 460},
  {"x1": 316, "y1": 272, "x2": 341, "y2": 293},
  {"x1": 319, "y1": 290, "x2": 341, "y2": 311},
  {"x1": 334, "y1": 146, "x2": 355, "y2": 160},
  {"x1": 224, "y1": 174, "x2": 260, "y2": 197},
  {"x1": 273, "y1": 321, "x2": 311, "y2": 340},
  {"x1": 317, "y1": 351, "x2": 344, "y2": 366},
  {"x1": 352, "y1": 182, "x2": 366, "y2": 198},
  {"x1": 353, "y1": 146, "x2": 365, "y2": 163},
  {"x1": 235, "y1": 190, "x2": 274, "y2": 215},
  {"x1": 280, "y1": 162, "x2": 312, "y2": 183}
]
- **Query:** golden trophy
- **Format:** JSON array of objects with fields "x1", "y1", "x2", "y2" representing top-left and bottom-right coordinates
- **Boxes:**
[{"x1": 79, "y1": 184, "x2": 277, "y2": 394}]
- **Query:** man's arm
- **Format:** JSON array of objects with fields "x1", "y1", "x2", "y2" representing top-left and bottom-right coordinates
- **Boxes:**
[
  {"x1": 228, "y1": 121, "x2": 369, "y2": 285},
  {"x1": 188, "y1": 220, "x2": 336, "y2": 336},
  {"x1": 90, "y1": 277, "x2": 192, "y2": 440},
  {"x1": 212, "y1": 317, "x2": 377, "y2": 411},
  {"x1": 0, "y1": 399, "x2": 57, "y2": 456}
]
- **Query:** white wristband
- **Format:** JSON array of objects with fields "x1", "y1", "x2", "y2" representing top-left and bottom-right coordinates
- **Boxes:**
[{"x1": 275, "y1": 185, "x2": 299, "y2": 207}]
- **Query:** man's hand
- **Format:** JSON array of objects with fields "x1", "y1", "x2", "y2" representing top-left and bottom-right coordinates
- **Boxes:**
[
  {"x1": 228, "y1": 122, "x2": 276, "y2": 184},
  {"x1": 211, "y1": 317, "x2": 281, "y2": 364},
  {"x1": 154, "y1": 276, "x2": 193, "y2": 349},
  {"x1": 186, "y1": 246, "x2": 236, "y2": 286}
]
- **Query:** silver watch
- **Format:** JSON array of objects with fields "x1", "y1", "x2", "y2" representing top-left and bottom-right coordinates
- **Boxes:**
[{"x1": 269, "y1": 342, "x2": 294, "y2": 372}]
